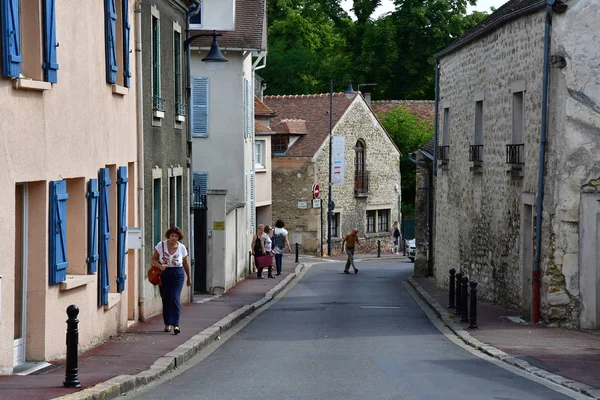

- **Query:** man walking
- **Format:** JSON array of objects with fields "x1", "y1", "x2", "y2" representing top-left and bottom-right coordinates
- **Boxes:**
[{"x1": 341, "y1": 228, "x2": 360, "y2": 274}]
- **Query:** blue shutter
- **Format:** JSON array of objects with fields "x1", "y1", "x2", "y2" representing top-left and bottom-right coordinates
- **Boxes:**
[
  {"x1": 122, "y1": 0, "x2": 131, "y2": 87},
  {"x1": 116, "y1": 166, "x2": 128, "y2": 292},
  {"x1": 49, "y1": 180, "x2": 68, "y2": 285},
  {"x1": 43, "y1": 0, "x2": 59, "y2": 83},
  {"x1": 104, "y1": 0, "x2": 118, "y2": 83},
  {"x1": 191, "y1": 76, "x2": 209, "y2": 137},
  {"x1": 192, "y1": 172, "x2": 207, "y2": 207},
  {"x1": 98, "y1": 168, "x2": 111, "y2": 306},
  {"x1": 86, "y1": 179, "x2": 99, "y2": 274},
  {"x1": 1, "y1": 0, "x2": 22, "y2": 77}
]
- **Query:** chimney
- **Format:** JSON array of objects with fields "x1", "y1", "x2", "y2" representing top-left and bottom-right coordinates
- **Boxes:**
[{"x1": 364, "y1": 92, "x2": 372, "y2": 106}]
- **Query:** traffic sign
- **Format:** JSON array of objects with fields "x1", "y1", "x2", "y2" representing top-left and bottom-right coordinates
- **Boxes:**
[{"x1": 312, "y1": 184, "x2": 320, "y2": 199}]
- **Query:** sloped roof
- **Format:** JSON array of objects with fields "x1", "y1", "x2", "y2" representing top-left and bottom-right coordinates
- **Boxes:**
[
  {"x1": 254, "y1": 96, "x2": 276, "y2": 116},
  {"x1": 255, "y1": 120, "x2": 273, "y2": 134},
  {"x1": 419, "y1": 138, "x2": 435, "y2": 160},
  {"x1": 437, "y1": 0, "x2": 546, "y2": 58},
  {"x1": 272, "y1": 119, "x2": 307, "y2": 135},
  {"x1": 371, "y1": 100, "x2": 435, "y2": 123},
  {"x1": 190, "y1": 0, "x2": 267, "y2": 51},
  {"x1": 263, "y1": 93, "x2": 355, "y2": 157}
]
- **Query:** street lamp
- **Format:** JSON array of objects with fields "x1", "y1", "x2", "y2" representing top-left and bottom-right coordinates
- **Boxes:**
[
  {"x1": 184, "y1": 30, "x2": 228, "y2": 72},
  {"x1": 327, "y1": 80, "x2": 355, "y2": 256}
]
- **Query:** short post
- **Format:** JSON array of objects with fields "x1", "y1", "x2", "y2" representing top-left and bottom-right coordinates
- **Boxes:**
[
  {"x1": 295, "y1": 243, "x2": 299, "y2": 263},
  {"x1": 460, "y1": 276, "x2": 469, "y2": 323},
  {"x1": 377, "y1": 240, "x2": 381, "y2": 258},
  {"x1": 469, "y1": 280, "x2": 478, "y2": 329},
  {"x1": 64, "y1": 305, "x2": 81, "y2": 388},
  {"x1": 248, "y1": 251, "x2": 252, "y2": 274},
  {"x1": 448, "y1": 268, "x2": 456, "y2": 309},
  {"x1": 455, "y1": 272, "x2": 463, "y2": 314}
]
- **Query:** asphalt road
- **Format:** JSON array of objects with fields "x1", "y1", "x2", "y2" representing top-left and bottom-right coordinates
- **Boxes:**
[{"x1": 131, "y1": 259, "x2": 577, "y2": 400}]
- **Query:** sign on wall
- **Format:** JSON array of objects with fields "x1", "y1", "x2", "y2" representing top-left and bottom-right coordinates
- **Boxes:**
[{"x1": 332, "y1": 136, "x2": 345, "y2": 186}]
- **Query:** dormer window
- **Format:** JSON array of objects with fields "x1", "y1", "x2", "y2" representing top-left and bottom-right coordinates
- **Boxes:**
[{"x1": 190, "y1": 1, "x2": 203, "y2": 29}]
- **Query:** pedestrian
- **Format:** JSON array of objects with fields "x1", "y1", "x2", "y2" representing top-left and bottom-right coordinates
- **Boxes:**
[
  {"x1": 391, "y1": 221, "x2": 401, "y2": 255},
  {"x1": 341, "y1": 228, "x2": 360, "y2": 274},
  {"x1": 251, "y1": 224, "x2": 266, "y2": 279},
  {"x1": 262, "y1": 225, "x2": 275, "y2": 278},
  {"x1": 272, "y1": 219, "x2": 291, "y2": 276},
  {"x1": 151, "y1": 226, "x2": 191, "y2": 335}
]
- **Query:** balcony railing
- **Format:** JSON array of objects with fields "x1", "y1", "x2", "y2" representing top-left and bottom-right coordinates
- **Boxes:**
[
  {"x1": 469, "y1": 144, "x2": 483, "y2": 163},
  {"x1": 438, "y1": 145, "x2": 450, "y2": 162},
  {"x1": 506, "y1": 144, "x2": 524, "y2": 165},
  {"x1": 176, "y1": 102, "x2": 186, "y2": 116},
  {"x1": 354, "y1": 170, "x2": 369, "y2": 196},
  {"x1": 153, "y1": 96, "x2": 165, "y2": 112}
]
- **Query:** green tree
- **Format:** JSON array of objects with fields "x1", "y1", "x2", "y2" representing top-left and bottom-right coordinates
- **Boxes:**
[{"x1": 378, "y1": 107, "x2": 433, "y2": 216}]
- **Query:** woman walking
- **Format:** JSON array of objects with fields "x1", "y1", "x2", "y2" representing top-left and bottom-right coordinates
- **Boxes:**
[
  {"x1": 262, "y1": 225, "x2": 275, "y2": 278},
  {"x1": 272, "y1": 219, "x2": 291, "y2": 276},
  {"x1": 151, "y1": 226, "x2": 191, "y2": 334},
  {"x1": 391, "y1": 221, "x2": 401, "y2": 255},
  {"x1": 251, "y1": 224, "x2": 267, "y2": 279}
]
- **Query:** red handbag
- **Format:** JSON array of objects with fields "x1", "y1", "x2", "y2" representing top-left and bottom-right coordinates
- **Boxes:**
[
  {"x1": 255, "y1": 254, "x2": 274, "y2": 268},
  {"x1": 147, "y1": 266, "x2": 163, "y2": 286}
]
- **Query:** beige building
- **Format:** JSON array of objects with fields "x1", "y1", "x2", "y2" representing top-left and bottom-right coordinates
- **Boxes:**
[
  {"x1": 0, "y1": 1, "x2": 138, "y2": 373},
  {"x1": 433, "y1": 0, "x2": 600, "y2": 327},
  {"x1": 264, "y1": 93, "x2": 401, "y2": 255}
]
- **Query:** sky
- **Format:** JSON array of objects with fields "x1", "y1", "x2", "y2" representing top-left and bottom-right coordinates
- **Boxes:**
[{"x1": 341, "y1": 0, "x2": 509, "y2": 19}]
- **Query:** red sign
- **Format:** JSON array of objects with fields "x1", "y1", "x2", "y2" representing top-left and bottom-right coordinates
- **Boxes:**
[{"x1": 312, "y1": 184, "x2": 320, "y2": 199}]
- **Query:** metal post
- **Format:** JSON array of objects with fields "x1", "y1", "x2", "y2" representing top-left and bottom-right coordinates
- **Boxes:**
[
  {"x1": 455, "y1": 272, "x2": 463, "y2": 314},
  {"x1": 448, "y1": 268, "x2": 456, "y2": 308},
  {"x1": 64, "y1": 305, "x2": 81, "y2": 388},
  {"x1": 295, "y1": 243, "x2": 299, "y2": 263},
  {"x1": 460, "y1": 276, "x2": 469, "y2": 323},
  {"x1": 327, "y1": 80, "x2": 334, "y2": 256},
  {"x1": 469, "y1": 280, "x2": 478, "y2": 329},
  {"x1": 377, "y1": 240, "x2": 381, "y2": 258},
  {"x1": 248, "y1": 251, "x2": 252, "y2": 274}
]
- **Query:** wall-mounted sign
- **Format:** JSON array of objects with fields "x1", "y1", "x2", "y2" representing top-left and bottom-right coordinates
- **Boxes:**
[
  {"x1": 312, "y1": 199, "x2": 321, "y2": 208},
  {"x1": 297, "y1": 201, "x2": 308, "y2": 209},
  {"x1": 332, "y1": 136, "x2": 345, "y2": 185},
  {"x1": 213, "y1": 221, "x2": 225, "y2": 230},
  {"x1": 312, "y1": 184, "x2": 320, "y2": 199}
]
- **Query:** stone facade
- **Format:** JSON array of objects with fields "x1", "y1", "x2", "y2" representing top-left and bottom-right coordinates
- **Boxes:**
[
  {"x1": 434, "y1": 0, "x2": 600, "y2": 327},
  {"x1": 271, "y1": 96, "x2": 401, "y2": 256}
]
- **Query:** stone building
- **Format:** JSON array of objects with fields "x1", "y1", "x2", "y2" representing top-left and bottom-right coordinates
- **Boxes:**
[
  {"x1": 433, "y1": 0, "x2": 600, "y2": 327},
  {"x1": 263, "y1": 93, "x2": 401, "y2": 255}
]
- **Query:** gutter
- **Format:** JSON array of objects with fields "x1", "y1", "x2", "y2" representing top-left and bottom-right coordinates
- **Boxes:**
[
  {"x1": 433, "y1": 59, "x2": 439, "y2": 176},
  {"x1": 533, "y1": 0, "x2": 556, "y2": 324},
  {"x1": 134, "y1": 0, "x2": 146, "y2": 321}
]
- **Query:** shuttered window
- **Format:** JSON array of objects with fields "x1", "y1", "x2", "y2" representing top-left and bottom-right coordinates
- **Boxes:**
[
  {"x1": 86, "y1": 179, "x2": 99, "y2": 274},
  {"x1": 116, "y1": 166, "x2": 128, "y2": 292},
  {"x1": 98, "y1": 168, "x2": 112, "y2": 306},
  {"x1": 1, "y1": 0, "x2": 22, "y2": 77},
  {"x1": 104, "y1": 0, "x2": 118, "y2": 83},
  {"x1": 243, "y1": 79, "x2": 250, "y2": 138},
  {"x1": 153, "y1": 178, "x2": 161, "y2": 245},
  {"x1": 191, "y1": 76, "x2": 209, "y2": 137},
  {"x1": 43, "y1": 0, "x2": 59, "y2": 83},
  {"x1": 122, "y1": 0, "x2": 131, "y2": 87},
  {"x1": 176, "y1": 176, "x2": 182, "y2": 227},
  {"x1": 49, "y1": 180, "x2": 68, "y2": 285}
]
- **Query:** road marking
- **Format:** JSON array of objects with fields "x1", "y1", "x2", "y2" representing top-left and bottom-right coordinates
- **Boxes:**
[{"x1": 360, "y1": 306, "x2": 402, "y2": 309}]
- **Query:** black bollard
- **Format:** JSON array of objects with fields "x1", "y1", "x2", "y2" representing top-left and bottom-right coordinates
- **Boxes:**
[
  {"x1": 295, "y1": 243, "x2": 299, "y2": 262},
  {"x1": 64, "y1": 305, "x2": 81, "y2": 388},
  {"x1": 460, "y1": 276, "x2": 469, "y2": 323},
  {"x1": 469, "y1": 280, "x2": 478, "y2": 329},
  {"x1": 448, "y1": 268, "x2": 456, "y2": 308},
  {"x1": 377, "y1": 240, "x2": 381, "y2": 258},
  {"x1": 248, "y1": 251, "x2": 252, "y2": 274},
  {"x1": 455, "y1": 272, "x2": 463, "y2": 314}
]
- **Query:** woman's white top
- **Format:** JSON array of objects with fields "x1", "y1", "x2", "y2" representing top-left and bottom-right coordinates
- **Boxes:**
[
  {"x1": 155, "y1": 241, "x2": 188, "y2": 268},
  {"x1": 262, "y1": 232, "x2": 272, "y2": 252},
  {"x1": 272, "y1": 227, "x2": 288, "y2": 254}
]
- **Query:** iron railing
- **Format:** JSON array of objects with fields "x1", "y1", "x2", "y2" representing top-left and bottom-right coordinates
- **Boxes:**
[
  {"x1": 506, "y1": 144, "x2": 524, "y2": 164},
  {"x1": 153, "y1": 96, "x2": 165, "y2": 112},
  {"x1": 176, "y1": 102, "x2": 186, "y2": 116},
  {"x1": 438, "y1": 145, "x2": 450, "y2": 162},
  {"x1": 469, "y1": 144, "x2": 483, "y2": 163},
  {"x1": 354, "y1": 170, "x2": 369, "y2": 196}
]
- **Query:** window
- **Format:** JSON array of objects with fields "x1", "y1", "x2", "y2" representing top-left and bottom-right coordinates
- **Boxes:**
[
  {"x1": 191, "y1": 76, "x2": 209, "y2": 137},
  {"x1": 103, "y1": 0, "x2": 131, "y2": 86},
  {"x1": 512, "y1": 92, "x2": 524, "y2": 144},
  {"x1": 176, "y1": 176, "x2": 182, "y2": 227},
  {"x1": 189, "y1": 0, "x2": 202, "y2": 29},
  {"x1": 439, "y1": 107, "x2": 450, "y2": 162},
  {"x1": 1, "y1": 0, "x2": 59, "y2": 82},
  {"x1": 169, "y1": 176, "x2": 175, "y2": 227},
  {"x1": 272, "y1": 136, "x2": 289, "y2": 154},
  {"x1": 354, "y1": 140, "x2": 368, "y2": 194},
  {"x1": 255, "y1": 141, "x2": 264, "y2": 169},
  {"x1": 153, "y1": 178, "x2": 161, "y2": 245},
  {"x1": 330, "y1": 213, "x2": 340, "y2": 238},
  {"x1": 244, "y1": 79, "x2": 252, "y2": 138},
  {"x1": 152, "y1": 14, "x2": 163, "y2": 110},
  {"x1": 174, "y1": 28, "x2": 184, "y2": 115},
  {"x1": 65, "y1": 178, "x2": 86, "y2": 275},
  {"x1": 366, "y1": 210, "x2": 376, "y2": 233},
  {"x1": 471, "y1": 100, "x2": 484, "y2": 164},
  {"x1": 378, "y1": 210, "x2": 389, "y2": 232}
]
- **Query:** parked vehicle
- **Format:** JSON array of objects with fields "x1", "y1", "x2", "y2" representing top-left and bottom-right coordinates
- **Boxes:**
[{"x1": 406, "y1": 239, "x2": 416, "y2": 262}]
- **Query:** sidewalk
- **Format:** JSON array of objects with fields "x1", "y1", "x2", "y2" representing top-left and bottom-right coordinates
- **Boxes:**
[
  {"x1": 408, "y1": 276, "x2": 600, "y2": 399},
  {"x1": 0, "y1": 255, "x2": 304, "y2": 400}
]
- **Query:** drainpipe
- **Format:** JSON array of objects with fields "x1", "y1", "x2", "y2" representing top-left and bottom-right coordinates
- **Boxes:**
[
  {"x1": 408, "y1": 152, "x2": 433, "y2": 262},
  {"x1": 186, "y1": 1, "x2": 201, "y2": 301},
  {"x1": 134, "y1": 0, "x2": 146, "y2": 321},
  {"x1": 533, "y1": 0, "x2": 555, "y2": 324},
  {"x1": 433, "y1": 59, "x2": 439, "y2": 176},
  {"x1": 249, "y1": 54, "x2": 266, "y2": 234}
]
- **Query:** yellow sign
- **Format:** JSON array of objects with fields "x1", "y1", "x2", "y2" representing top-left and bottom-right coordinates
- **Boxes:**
[{"x1": 213, "y1": 221, "x2": 225, "y2": 230}]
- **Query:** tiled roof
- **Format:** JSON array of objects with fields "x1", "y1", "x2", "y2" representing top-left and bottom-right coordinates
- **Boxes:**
[
  {"x1": 190, "y1": 0, "x2": 267, "y2": 51},
  {"x1": 255, "y1": 121, "x2": 273, "y2": 134},
  {"x1": 263, "y1": 93, "x2": 355, "y2": 157},
  {"x1": 272, "y1": 119, "x2": 307, "y2": 135},
  {"x1": 419, "y1": 138, "x2": 435, "y2": 159},
  {"x1": 254, "y1": 96, "x2": 276, "y2": 116},
  {"x1": 370, "y1": 100, "x2": 435, "y2": 123},
  {"x1": 437, "y1": 0, "x2": 546, "y2": 57}
]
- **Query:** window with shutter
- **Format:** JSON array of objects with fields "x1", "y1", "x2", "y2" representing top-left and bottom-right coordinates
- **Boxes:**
[
  {"x1": 153, "y1": 178, "x2": 161, "y2": 246},
  {"x1": 122, "y1": 0, "x2": 131, "y2": 87},
  {"x1": 98, "y1": 168, "x2": 112, "y2": 306},
  {"x1": 104, "y1": 0, "x2": 118, "y2": 84},
  {"x1": 49, "y1": 180, "x2": 68, "y2": 285},
  {"x1": 191, "y1": 76, "x2": 209, "y2": 137},
  {"x1": 250, "y1": 171, "x2": 255, "y2": 231},
  {"x1": 243, "y1": 79, "x2": 249, "y2": 138},
  {"x1": 86, "y1": 179, "x2": 99, "y2": 274},
  {"x1": 43, "y1": 0, "x2": 59, "y2": 83},
  {"x1": 152, "y1": 15, "x2": 163, "y2": 110},
  {"x1": 176, "y1": 176, "x2": 182, "y2": 227},
  {"x1": 1, "y1": 0, "x2": 22, "y2": 77},
  {"x1": 116, "y1": 167, "x2": 128, "y2": 292},
  {"x1": 192, "y1": 172, "x2": 207, "y2": 208}
]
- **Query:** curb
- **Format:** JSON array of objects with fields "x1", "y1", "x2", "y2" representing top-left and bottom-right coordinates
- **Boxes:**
[
  {"x1": 54, "y1": 263, "x2": 308, "y2": 400},
  {"x1": 406, "y1": 276, "x2": 600, "y2": 399}
]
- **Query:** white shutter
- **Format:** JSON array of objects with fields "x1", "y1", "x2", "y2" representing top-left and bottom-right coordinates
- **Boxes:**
[
  {"x1": 191, "y1": 76, "x2": 209, "y2": 137},
  {"x1": 250, "y1": 170, "x2": 255, "y2": 231}
]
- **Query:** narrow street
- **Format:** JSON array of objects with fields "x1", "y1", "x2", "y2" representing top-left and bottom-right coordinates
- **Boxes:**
[{"x1": 130, "y1": 259, "x2": 580, "y2": 400}]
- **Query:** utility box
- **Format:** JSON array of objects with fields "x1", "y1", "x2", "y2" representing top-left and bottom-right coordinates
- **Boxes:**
[{"x1": 127, "y1": 227, "x2": 142, "y2": 249}]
